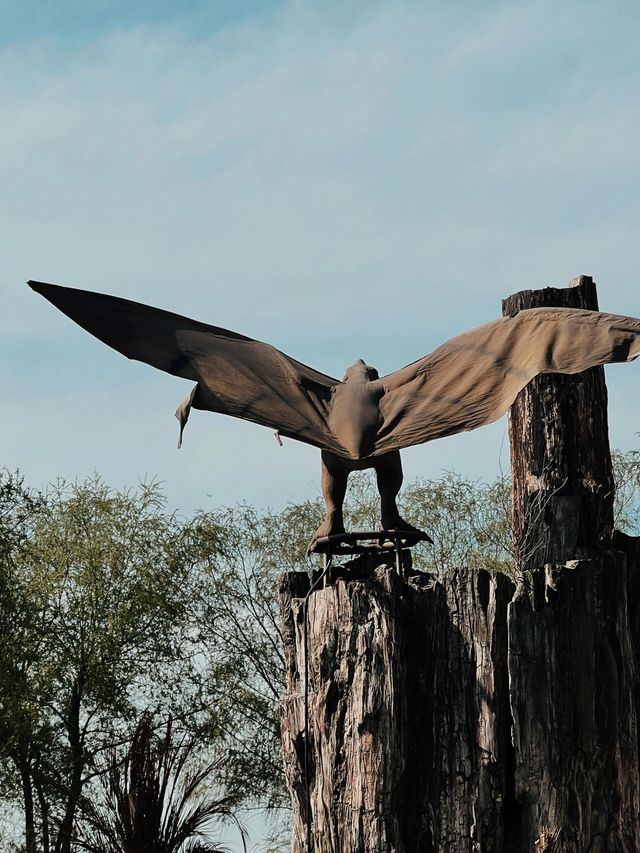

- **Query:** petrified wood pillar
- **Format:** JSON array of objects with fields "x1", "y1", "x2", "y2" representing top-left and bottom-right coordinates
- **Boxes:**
[
  {"x1": 279, "y1": 564, "x2": 514, "y2": 852},
  {"x1": 501, "y1": 276, "x2": 614, "y2": 569},
  {"x1": 507, "y1": 554, "x2": 640, "y2": 851},
  {"x1": 503, "y1": 277, "x2": 640, "y2": 851}
]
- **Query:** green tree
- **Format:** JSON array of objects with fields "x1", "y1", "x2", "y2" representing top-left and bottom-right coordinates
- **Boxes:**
[
  {"x1": 0, "y1": 471, "x2": 47, "y2": 853},
  {"x1": 612, "y1": 444, "x2": 640, "y2": 534},
  {"x1": 0, "y1": 475, "x2": 203, "y2": 853},
  {"x1": 186, "y1": 502, "x2": 318, "y2": 813},
  {"x1": 399, "y1": 471, "x2": 512, "y2": 573}
]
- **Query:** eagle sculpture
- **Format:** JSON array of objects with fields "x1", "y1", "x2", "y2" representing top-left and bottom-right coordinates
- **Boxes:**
[{"x1": 28, "y1": 280, "x2": 640, "y2": 552}]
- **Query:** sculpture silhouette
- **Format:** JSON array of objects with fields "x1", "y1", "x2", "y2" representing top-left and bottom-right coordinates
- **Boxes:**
[{"x1": 28, "y1": 280, "x2": 640, "y2": 551}]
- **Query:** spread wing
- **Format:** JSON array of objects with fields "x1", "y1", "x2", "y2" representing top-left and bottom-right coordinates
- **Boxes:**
[
  {"x1": 28, "y1": 280, "x2": 346, "y2": 454},
  {"x1": 374, "y1": 307, "x2": 640, "y2": 455}
]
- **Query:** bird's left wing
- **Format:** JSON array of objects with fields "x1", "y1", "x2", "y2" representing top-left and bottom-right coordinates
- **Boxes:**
[
  {"x1": 28, "y1": 280, "x2": 346, "y2": 454},
  {"x1": 373, "y1": 307, "x2": 640, "y2": 455}
]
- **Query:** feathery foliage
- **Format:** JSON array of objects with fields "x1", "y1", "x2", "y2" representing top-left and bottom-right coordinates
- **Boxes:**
[{"x1": 76, "y1": 714, "x2": 242, "y2": 853}]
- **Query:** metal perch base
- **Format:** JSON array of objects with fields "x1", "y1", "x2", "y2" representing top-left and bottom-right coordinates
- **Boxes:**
[{"x1": 310, "y1": 529, "x2": 433, "y2": 584}]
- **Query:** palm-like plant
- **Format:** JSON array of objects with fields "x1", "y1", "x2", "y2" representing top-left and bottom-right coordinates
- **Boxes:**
[{"x1": 76, "y1": 714, "x2": 243, "y2": 853}]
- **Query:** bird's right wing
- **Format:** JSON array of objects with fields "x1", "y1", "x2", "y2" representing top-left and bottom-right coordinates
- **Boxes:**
[
  {"x1": 373, "y1": 307, "x2": 640, "y2": 455},
  {"x1": 29, "y1": 280, "x2": 347, "y2": 455}
]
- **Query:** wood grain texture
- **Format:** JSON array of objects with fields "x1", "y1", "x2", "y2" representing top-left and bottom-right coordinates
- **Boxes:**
[
  {"x1": 279, "y1": 566, "x2": 514, "y2": 852},
  {"x1": 508, "y1": 554, "x2": 640, "y2": 850}
]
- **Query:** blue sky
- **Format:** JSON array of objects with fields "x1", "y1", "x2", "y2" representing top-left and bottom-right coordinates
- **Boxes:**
[
  {"x1": 3, "y1": 0, "x2": 640, "y2": 847},
  {"x1": 4, "y1": 0, "x2": 640, "y2": 515}
]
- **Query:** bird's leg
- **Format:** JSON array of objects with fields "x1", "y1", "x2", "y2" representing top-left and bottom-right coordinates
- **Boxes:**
[
  {"x1": 307, "y1": 451, "x2": 350, "y2": 554},
  {"x1": 375, "y1": 450, "x2": 423, "y2": 533}
]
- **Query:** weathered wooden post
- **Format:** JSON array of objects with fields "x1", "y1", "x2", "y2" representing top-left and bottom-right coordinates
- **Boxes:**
[
  {"x1": 503, "y1": 277, "x2": 640, "y2": 851},
  {"x1": 502, "y1": 276, "x2": 614, "y2": 570},
  {"x1": 279, "y1": 562, "x2": 514, "y2": 852},
  {"x1": 278, "y1": 276, "x2": 640, "y2": 852}
]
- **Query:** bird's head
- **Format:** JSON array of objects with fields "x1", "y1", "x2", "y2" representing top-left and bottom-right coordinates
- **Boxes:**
[{"x1": 343, "y1": 359, "x2": 379, "y2": 382}]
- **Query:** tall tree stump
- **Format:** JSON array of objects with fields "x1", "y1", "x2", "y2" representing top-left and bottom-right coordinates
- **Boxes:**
[
  {"x1": 279, "y1": 276, "x2": 640, "y2": 852},
  {"x1": 501, "y1": 276, "x2": 614, "y2": 570},
  {"x1": 279, "y1": 565, "x2": 515, "y2": 852},
  {"x1": 503, "y1": 277, "x2": 640, "y2": 850}
]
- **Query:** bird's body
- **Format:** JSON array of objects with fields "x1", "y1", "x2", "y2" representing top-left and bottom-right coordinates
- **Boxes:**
[
  {"x1": 327, "y1": 360, "x2": 382, "y2": 460},
  {"x1": 28, "y1": 279, "x2": 640, "y2": 551}
]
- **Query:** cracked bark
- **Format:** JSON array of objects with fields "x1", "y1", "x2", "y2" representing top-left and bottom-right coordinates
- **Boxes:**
[
  {"x1": 279, "y1": 278, "x2": 640, "y2": 852},
  {"x1": 501, "y1": 276, "x2": 614, "y2": 570},
  {"x1": 279, "y1": 565, "x2": 514, "y2": 852},
  {"x1": 503, "y1": 278, "x2": 640, "y2": 851}
]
